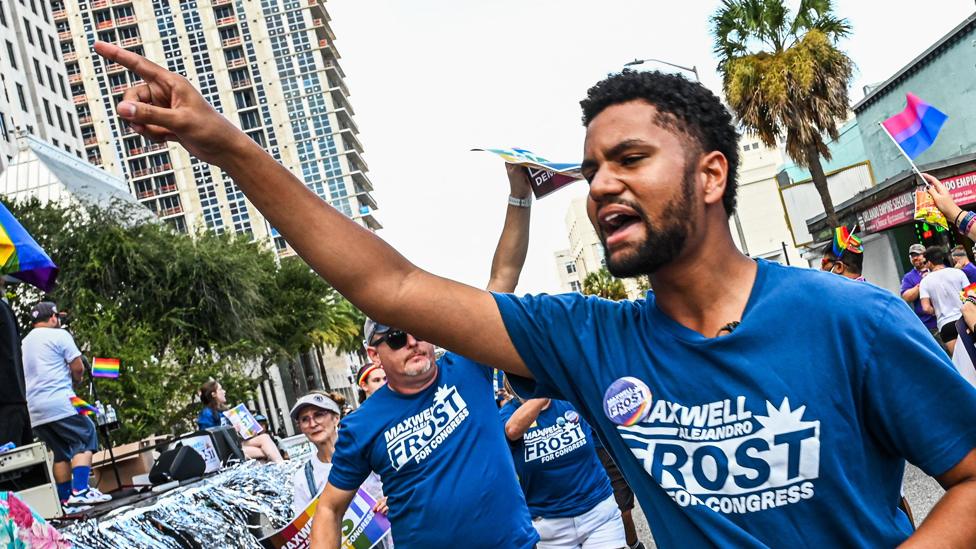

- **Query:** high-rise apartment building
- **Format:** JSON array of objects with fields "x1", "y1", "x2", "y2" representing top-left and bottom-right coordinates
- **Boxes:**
[
  {"x1": 54, "y1": 0, "x2": 379, "y2": 244},
  {"x1": 0, "y1": 0, "x2": 85, "y2": 171}
]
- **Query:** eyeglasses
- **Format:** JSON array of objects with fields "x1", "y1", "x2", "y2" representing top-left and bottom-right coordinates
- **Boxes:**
[
  {"x1": 298, "y1": 410, "x2": 333, "y2": 427},
  {"x1": 370, "y1": 329, "x2": 410, "y2": 350},
  {"x1": 820, "y1": 257, "x2": 835, "y2": 271}
]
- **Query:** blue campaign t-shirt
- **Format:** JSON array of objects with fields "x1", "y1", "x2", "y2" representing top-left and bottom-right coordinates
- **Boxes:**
[
  {"x1": 962, "y1": 262, "x2": 976, "y2": 284},
  {"x1": 329, "y1": 352, "x2": 538, "y2": 549},
  {"x1": 494, "y1": 259, "x2": 976, "y2": 548},
  {"x1": 900, "y1": 268, "x2": 937, "y2": 329},
  {"x1": 499, "y1": 399, "x2": 612, "y2": 518}
]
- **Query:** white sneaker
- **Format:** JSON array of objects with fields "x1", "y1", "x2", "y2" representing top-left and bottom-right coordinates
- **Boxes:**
[
  {"x1": 61, "y1": 502, "x2": 93, "y2": 514},
  {"x1": 66, "y1": 487, "x2": 112, "y2": 505}
]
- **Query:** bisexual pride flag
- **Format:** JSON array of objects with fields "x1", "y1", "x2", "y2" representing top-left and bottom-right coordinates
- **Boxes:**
[
  {"x1": 0, "y1": 202, "x2": 58, "y2": 292},
  {"x1": 881, "y1": 93, "x2": 948, "y2": 160},
  {"x1": 92, "y1": 357, "x2": 120, "y2": 379}
]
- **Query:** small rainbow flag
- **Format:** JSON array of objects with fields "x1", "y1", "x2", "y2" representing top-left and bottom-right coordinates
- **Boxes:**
[
  {"x1": 92, "y1": 357, "x2": 120, "y2": 379},
  {"x1": 69, "y1": 396, "x2": 98, "y2": 417},
  {"x1": 832, "y1": 226, "x2": 863, "y2": 256}
]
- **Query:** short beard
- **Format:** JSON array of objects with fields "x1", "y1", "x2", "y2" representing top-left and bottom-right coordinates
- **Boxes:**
[
  {"x1": 603, "y1": 162, "x2": 696, "y2": 278},
  {"x1": 402, "y1": 358, "x2": 433, "y2": 378}
]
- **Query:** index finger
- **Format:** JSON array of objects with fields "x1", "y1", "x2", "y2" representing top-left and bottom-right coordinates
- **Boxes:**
[{"x1": 93, "y1": 41, "x2": 168, "y2": 82}]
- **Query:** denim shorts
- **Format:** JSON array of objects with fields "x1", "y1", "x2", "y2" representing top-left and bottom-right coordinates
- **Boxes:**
[{"x1": 33, "y1": 414, "x2": 99, "y2": 462}]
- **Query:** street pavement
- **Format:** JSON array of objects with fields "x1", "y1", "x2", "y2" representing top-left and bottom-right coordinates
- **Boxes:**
[{"x1": 630, "y1": 464, "x2": 944, "y2": 547}]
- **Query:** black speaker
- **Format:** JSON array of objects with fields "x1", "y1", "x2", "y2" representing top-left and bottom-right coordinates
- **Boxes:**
[
  {"x1": 149, "y1": 445, "x2": 206, "y2": 484},
  {"x1": 204, "y1": 425, "x2": 245, "y2": 465}
]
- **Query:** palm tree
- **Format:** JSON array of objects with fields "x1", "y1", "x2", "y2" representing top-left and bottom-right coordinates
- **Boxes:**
[
  {"x1": 582, "y1": 268, "x2": 629, "y2": 301},
  {"x1": 712, "y1": 0, "x2": 853, "y2": 228}
]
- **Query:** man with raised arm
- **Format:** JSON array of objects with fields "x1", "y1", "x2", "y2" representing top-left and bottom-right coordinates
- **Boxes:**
[{"x1": 94, "y1": 41, "x2": 976, "y2": 548}]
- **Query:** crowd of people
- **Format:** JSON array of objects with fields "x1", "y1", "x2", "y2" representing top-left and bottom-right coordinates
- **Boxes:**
[{"x1": 5, "y1": 38, "x2": 976, "y2": 549}]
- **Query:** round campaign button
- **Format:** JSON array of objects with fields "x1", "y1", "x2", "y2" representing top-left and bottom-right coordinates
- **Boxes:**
[
  {"x1": 603, "y1": 377, "x2": 653, "y2": 426},
  {"x1": 564, "y1": 410, "x2": 580, "y2": 424},
  {"x1": 556, "y1": 416, "x2": 567, "y2": 427}
]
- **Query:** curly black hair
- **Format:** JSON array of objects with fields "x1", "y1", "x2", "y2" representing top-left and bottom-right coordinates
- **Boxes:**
[{"x1": 580, "y1": 70, "x2": 740, "y2": 215}]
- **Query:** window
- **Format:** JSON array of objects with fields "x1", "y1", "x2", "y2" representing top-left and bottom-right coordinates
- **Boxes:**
[
  {"x1": 23, "y1": 19, "x2": 33, "y2": 44},
  {"x1": 0, "y1": 4, "x2": 6, "y2": 26},
  {"x1": 15, "y1": 83, "x2": 27, "y2": 111},
  {"x1": 33, "y1": 58, "x2": 43, "y2": 86},
  {"x1": 45, "y1": 67, "x2": 53, "y2": 91},
  {"x1": 49, "y1": 37, "x2": 57, "y2": 60},
  {"x1": 57, "y1": 74, "x2": 67, "y2": 99},
  {"x1": 42, "y1": 99, "x2": 53, "y2": 125},
  {"x1": 55, "y1": 106, "x2": 64, "y2": 131},
  {"x1": 233, "y1": 89, "x2": 255, "y2": 109},
  {"x1": 570, "y1": 281, "x2": 582, "y2": 292},
  {"x1": 5, "y1": 41, "x2": 16, "y2": 69},
  {"x1": 37, "y1": 27, "x2": 46, "y2": 53},
  {"x1": 0, "y1": 113, "x2": 8, "y2": 142},
  {"x1": 66, "y1": 113, "x2": 76, "y2": 137},
  {"x1": 239, "y1": 110, "x2": 260, "y2": 130},
  {"x1": 29, "y1": 0, "x2": 37, "y2": 14},
  {"x1": 40, "y1": 0, "x2": 49, "y2": 23},
  {"x1": 565, "y1": 262, "x2": 577, "y2": 274}
]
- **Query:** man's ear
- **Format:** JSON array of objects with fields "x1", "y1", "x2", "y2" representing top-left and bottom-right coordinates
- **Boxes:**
[{"x1": 699, "y1": 151, "x2": 728, "y2": 208}]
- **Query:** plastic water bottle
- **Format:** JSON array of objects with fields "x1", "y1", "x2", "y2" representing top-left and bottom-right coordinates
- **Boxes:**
[{"x1": 107, "y1": 405, "x2": 117, "y2": 424}]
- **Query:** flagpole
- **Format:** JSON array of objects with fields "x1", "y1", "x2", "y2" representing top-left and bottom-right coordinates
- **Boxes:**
[
  {"x1": 837, "y1": 223, "x2": 859, "y2": 261},
  {"x1": 878, "y1": 122, "x2": 927, "y2": 186}
]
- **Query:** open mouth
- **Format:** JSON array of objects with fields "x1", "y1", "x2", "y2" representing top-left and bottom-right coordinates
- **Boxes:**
[{"x1": 599, "y1": 207, "x2": 642, "y2": 244}]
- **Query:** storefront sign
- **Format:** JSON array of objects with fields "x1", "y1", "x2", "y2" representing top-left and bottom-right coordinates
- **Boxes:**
[{"x1": 859, "y1": 170, "x2": 976, "y2": 233}]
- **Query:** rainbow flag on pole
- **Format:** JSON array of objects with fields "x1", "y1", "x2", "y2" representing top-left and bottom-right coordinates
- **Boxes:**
[
  {"x1": 881, "y1": 93, "x2": 948, "y2": 160},
  {"x1": 92, "y1": 357, "x2": 121, "y2": 379},
  {"x1": 0, "y1": 202, "x2": 58, "y2": 292},
  {"x1": 69, "y1": 396, "x2": 98, "y2": 417},
  {"x1": 832, "y1": 225, "x2": 862, "y2": 256}
]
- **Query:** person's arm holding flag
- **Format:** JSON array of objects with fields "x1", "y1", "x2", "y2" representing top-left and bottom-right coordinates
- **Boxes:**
[{"x1": 925, "y1": 173, "x2": 976, "y2": 239}]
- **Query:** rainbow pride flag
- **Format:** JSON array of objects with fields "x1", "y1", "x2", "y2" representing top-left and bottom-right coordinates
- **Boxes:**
[
  {"x1": 0, "y1": 202, "x2": 58, "y2": 292},
  {"x1": 881, "y1": 93, "x2": 947, "y2": 160},
  {"x1": 92, "y1": 357, "x2": 120, "y2": 379},
  {"x1": 832, "y1": 226, "x2": 862, "y2": 256},
  {"x1": 69, "y1": 396, "x2": 98, "y2": 417}
]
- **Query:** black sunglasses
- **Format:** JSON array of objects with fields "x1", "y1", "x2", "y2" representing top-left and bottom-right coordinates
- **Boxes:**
[{"x1": 370, "y1": 329, "x2": 410, "y2": 350}]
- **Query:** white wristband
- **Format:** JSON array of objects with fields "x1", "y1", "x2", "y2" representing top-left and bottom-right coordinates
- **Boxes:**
[{"x1": 508, "y1": 195, "x2": 532, "y2": 208}]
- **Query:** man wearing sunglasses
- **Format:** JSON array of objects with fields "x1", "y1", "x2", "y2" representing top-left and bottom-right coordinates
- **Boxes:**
[
  {"x1": 95, "y1": 42, "x2": 976, "y2": 548},
  {"x1": 311, "y1": 165, "x2": 539, "y2": 548}
]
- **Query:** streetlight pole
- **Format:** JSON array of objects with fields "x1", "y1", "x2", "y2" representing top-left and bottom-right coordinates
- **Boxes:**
[{"x1": 624, "y1": 58, "x2": 699, "y2": 81}]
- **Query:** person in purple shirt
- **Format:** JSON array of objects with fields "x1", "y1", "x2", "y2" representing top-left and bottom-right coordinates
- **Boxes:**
[
  {"x1": 951, "y1": 245, "x2": 976, "y2": 284},
  {"x1": 901, "y1": 243, "x2": 940, "y2": 340}
]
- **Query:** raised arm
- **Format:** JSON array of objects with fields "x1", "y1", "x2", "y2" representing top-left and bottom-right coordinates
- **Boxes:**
[
  {"x1": 926, "y1": 173, "x2": 972, "y2": 238},
  {"x1": 92, "y1": 42, "x2": 530, "y2": 378},
  {"x1": 486, "y1": 164, "x2": 532, "y2": 293},
  {"x1": 503, "y1": 398, "x2": 549, "y2": 441}
]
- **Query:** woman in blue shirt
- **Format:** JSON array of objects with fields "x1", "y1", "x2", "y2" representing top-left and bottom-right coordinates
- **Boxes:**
[
  {"x1": 500, "y1": 377, "x2": 625, "y2": 549},
  {"x1": 197, "y1": 379, "x2": 283, "y2": 463}
]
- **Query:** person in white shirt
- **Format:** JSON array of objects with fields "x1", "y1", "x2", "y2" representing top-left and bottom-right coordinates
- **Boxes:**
[
  {"x1": 290, "y1": 392, "x2": 343, "y2": 516},
  {"x1": 920, "y1": 246, "x2": 971, "y2": 354}
]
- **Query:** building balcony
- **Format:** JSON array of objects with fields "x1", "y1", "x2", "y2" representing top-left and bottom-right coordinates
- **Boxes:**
[
  {"x1": 222, "y1": 36, "x2": 242, "y2": 48},
  {"x1": 58, "y1": 31, "x2": 73, "y2": 41},
  {"x1": 145, "y1": 143, "x2": 167, "y2": 153},
  {"x1": 330, "y1": 88, "x2": 353, "y2": 116},
  {"x1": 344, "y1": 148, "x2": 368, "y2": 173},
  {"x1": 213, "y1": 0, "x2": 233, "y2": 5},
  {"x1": 334, "y1": 108, "x2": 359, "y2": 137},
  {"x1": 53, "y1": 9, "x2": 67, "y2": 20},
  {"x1": 356, "y1": 210, "x2": 382, "y2": 231},
  {"x1": 136, "y1": 188, "x2": 155, "y2": 199},
  {"x1": 128, "y1": 146, "x2": 143, "y2": 156},
  {"x1": 120, "y1": 124, "x2": 135, "y2": 136},
  {"x1": 92, "y1": 0, "x2": 109, "y2": 8},
  {"x1": 151, "y1": 163, "x2": 172, "y2": 174},
  {"x1": 83, "y1": 136, "x2": 98, "y2": 146},
  {"x1": 326, "y1": 76, "x2": 349, "y2": 98},
  {"x1": 159, "y1": 205, "x2": 183, "y2": 217},
  {"x1": 72, "y1": 94, "x2": 87, "y2": 105},
  {"x1": 106, "y1": 62, "x2": 125, "y2": 74},
  {"x1": 226, "y1": 58, "x2": 246, "y2": 69},
  {"x1": 96, "y1": 19, "x2": 114, "y2": 30},
  {"x1": 119, "y1": 36, "x2": 142, "y2": 48},
  {"x1": 110, "y1": 83, "x2": 128, "y2": 94},
  {"x1": 116, "y1": 15, "x2": 136, "y2": 26},
  {"x1": 63, "y1": 51, "x2": 77, "y2": 62},
  {"x1": 217, "y1": 16, "x2": 237, "y2": 27},
  {"x1": 339, "y1": 127, "x2": 364, "y2": 154},
  {"x1": 312, "y1": 18, "x2": 323, "y2": 28},
  {"x1": 349, "y1": 169, "x2": 372, "y2": 193},
  {"x1": 112, "y1": 0, "x2": 132, "y2": 5},
  {"x1": 230, "y1": 78, "x2": 251, "y2": 90},
  {"x1": 158, "y1": 183, "x2": 178, "y2": 194},
  {"x1": 78, "y1": 115, "x2": 93, "y2": 126},
  {"x1": 354, "y1": 188, "x2": 378, "y2": 211},
  {"x1": 131, "y1": 168, "x2": 150, "y2": 178},
  {"x1": 68, "y1": 73, "x2": 83, "y2": 84},
  {"x1": 323, "y1": 59, "x2": 346, "y2": 80}
]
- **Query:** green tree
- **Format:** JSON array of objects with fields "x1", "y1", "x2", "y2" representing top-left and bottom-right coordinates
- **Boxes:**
[
  {"x1": 712, "y1": 0, "x2": 853, "y2": 228},
  {"x1": 582, "y1": 268, "x2": 628, "y2": 301},
  {"x1": 3, "y1": 198, "x2": 363, "y2": 442}
]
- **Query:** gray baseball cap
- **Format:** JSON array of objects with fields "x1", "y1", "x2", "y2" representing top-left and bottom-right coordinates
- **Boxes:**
[
  {"x1": 289, "y1": 392, "x2": 341, "y2": 422},
  {"x1": 908, "y1": 243, "x2": 926, "y2": 255},
  {"x1": 363, "y1": 318, "x2": 391, "y2": 346}
]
